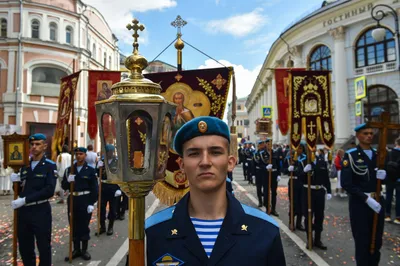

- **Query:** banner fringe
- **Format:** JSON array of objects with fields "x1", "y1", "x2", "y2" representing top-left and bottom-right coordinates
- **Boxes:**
[{"x1": 152, "y1": 181, "x2": 190, "y2": 206}]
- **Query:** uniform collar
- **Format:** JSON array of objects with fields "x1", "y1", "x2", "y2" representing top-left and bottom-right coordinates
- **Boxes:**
[{"x1": 166, "y1": 191, "x2": 250, "y2": 264}]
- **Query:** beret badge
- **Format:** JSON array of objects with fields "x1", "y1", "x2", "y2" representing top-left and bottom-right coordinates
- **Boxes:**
[{"x1": 198, "y1": 121, "x2": 208, "y2": 133}]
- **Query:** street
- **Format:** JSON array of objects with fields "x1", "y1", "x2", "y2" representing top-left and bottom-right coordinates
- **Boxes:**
[{"x1": 1, "y1": 165, "x2": 399, "y2": 266}]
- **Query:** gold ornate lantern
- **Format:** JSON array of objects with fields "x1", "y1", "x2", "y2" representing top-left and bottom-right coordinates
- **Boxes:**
[{"x1": 95, "y1": 19, "x2": 175, "y2": 266}]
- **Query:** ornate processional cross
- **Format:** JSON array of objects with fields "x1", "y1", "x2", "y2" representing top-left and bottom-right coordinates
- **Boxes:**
[
  {"x1": 171, "y1": 15, "x2": 187, "y2": 35},
  {"x1": 307, "y1": 121, "x2": 316, "y2": 135},
  {"x1": 126, "y1": 19, "x2": 145, "y2": 52}
]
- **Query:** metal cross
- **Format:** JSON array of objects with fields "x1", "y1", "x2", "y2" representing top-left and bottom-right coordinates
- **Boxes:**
[
  {"x1": 171, "y1": 15, "x2": 187, "y2": 35},
  {"x1": 126, "y1": 19, "x2": 145, "y2": 50},
  {"x1": 307, "y1": 121, "x2": 316, "y2": 135}
]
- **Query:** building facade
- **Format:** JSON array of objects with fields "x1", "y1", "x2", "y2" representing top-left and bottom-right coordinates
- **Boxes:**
[
  {"x1": 246, "y1": 0, "x2": 400, "y2": 146},
  {"x1": 227, "y1": 96, "x2": 249, "y2": 141},
  {"x1": 0, "y1": 0, "x2": 119, "y2": 153}
]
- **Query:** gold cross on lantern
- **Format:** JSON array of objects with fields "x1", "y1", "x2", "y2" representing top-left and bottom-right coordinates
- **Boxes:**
[
  {"x1": 171, "y1": 15, "x2": 187, "y2": 35},
  {"x1": 307, "y1": 121, "x2": 316, "y2": 135},
  {"x1": 126, "y1": 19, "x2": 145, "y2": 52}
]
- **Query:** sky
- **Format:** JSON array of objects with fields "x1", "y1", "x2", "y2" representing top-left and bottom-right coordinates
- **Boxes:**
[{"x1": 84, "y1": 0, "x2": 324, "y2": 100}]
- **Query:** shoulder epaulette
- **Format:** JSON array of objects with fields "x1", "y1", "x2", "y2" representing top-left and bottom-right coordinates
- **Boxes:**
[
  {"x1": 226, "y1": 177, "x2": 232, "y2": 183},
  {"x1": 45, "y1": 159, "x2": 55, "y2": 164},
  {"x1": 145, "y1": 206, "x2": 175, "y2": 230},
  {"x1": 87, "y1": 165, "x2": 95, "y2": 169},
  {"x1": 241, "y1": 204, "x2": 279, "y2": 228},
  {"x1": 346, "y1": 148, "x2": 357, "y2": 154}
]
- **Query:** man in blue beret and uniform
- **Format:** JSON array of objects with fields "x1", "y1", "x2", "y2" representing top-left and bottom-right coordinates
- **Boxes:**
[
  {"x1": 341, "y1": 123, "x2": 386, "y2": 266},
  {"x1": 145, "y1": 116, "x2": 286, "y2": 265},
  {"x1": 62, "y1": 147, "x2": 98, "y2": 261},
  {"x1": 254, "y1": 140, "x2": 265, "y2": 207},
  {"x1": 96, "y1": 144, "x2": 121, "y2": 235},
  {"x1": 263, "y1": 138, "x2": 281, "y2": 216},
  {"x1": 243, "y1": 142, "x2": 255, "y2": 184},
  {"x1": 10, "y1": 133, "x2": 57, "y2": 266}
]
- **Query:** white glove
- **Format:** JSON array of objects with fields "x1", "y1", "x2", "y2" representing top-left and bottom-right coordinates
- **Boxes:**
[
  {"x1": 304, "y1": 164, "x2": 312, "y2": 173},
  {"x1": 252, "y1": 176, "x2": 255, "y2": 181},
  {"x1": 87, "y1": 205, "x2": 94, "y2": 213},
  {"x1": 245, "y1": 163, "x2": 248, "y2": 167},
  {"x1": 67, "y1": 174, "x2": 75, "y2": 183},
  {"x1": 97, "y1": 161, "x2": 104, "y2": 168},
  {"x1": 115, "y1": 190, "x2": 122, "y2": 197},
  {"x1": 366, "y1": 196, "x2": 381, "y2": 214},
  {"x1": 266, "y1": 164, "x2": 273, "y2": 170},
  {"x1": 326, "y1": 193, "x2": 332, "y2": 201},
  {"x1": 10, "y1": 173, "x2": 20, "y2": 182},
  {"x1": 11, "y1": 197, "x2": 26, "y2": 209},
  {"x1": 376, "y1": 169, "x2": 386, "y2": 180},
  {"x1": 288, "y1": 165, "x2": 294, "y2": 172},
  {"x1": 277, "y1": 175, "x2": 281, "y2": 182}
]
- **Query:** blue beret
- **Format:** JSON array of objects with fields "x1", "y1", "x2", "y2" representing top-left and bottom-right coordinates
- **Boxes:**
[
  {"x1": 354, "y1": 123, "x2": 370, "y2": 132},
  {"x1": 105, "y1": 144, "x2": 115, "y2": 152},
  {"x1": 173, "y1": 116, "x2": 230, "y2": 156},
  {"x1": 256, "y1": 140, "x2": 264, "y2": 145},
  {"x1": 75, "y1": 147, "x2": 87, "y2": 153},
  {"x1": 29, "y1": 133, "x2": 46, "y2": 141},
  {"x1": 265, "y1": 138, "x2": 272, "y2": 143}
]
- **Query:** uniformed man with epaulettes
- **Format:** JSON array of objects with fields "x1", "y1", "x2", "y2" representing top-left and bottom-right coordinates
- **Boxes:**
[
  {"x1": 245, "y1": 142, "x2": 255, "y2": 185},
  {"x1": 62, "y1": 147, "x2": 98, "y2": 261},
  {"x1": 341, "y1": 124, "x2": 387, "y2": 266},
  {"x1": 300, "y1": 149, "x2": 332, "y2": 250},
  {"x1": 96, "y1": 144, "x2": 121, "y2": 236},
  {"x1": 243, "y1": 142, "x2": 252, "y2": 182},
  {"x1": 263, "y1": 139, "x2": 281, "y2": 216},
  {"x1": 254, "y1": 140, "x2": 265, "y2": 207},
  {"x1": 241, "y1": 143, "x2": 248, "y2": 178},
  {"x1": 10, "y1": 133, "x2": 57, "y2": 266},
  {"x1": 287, "y1": 144, "x2": 306, "y2": 231}
]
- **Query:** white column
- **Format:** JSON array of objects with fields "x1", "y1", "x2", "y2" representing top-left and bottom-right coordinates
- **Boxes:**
[
  {"x1": 263, "y1": 88, "x2": 268, "y2": 106},
  {"x1": 271, "y1": 78, "x2": 279, "y2": 142},
  {"x1": 293, "y1": 45, "x2": 303, "y2": 68},
  {"x1": 329, "y1": 26, "x2": 350, "y2": 144}
]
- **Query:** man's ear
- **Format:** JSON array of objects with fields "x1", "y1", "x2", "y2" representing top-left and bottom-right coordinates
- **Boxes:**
[
  {"x1": 227, "y1": 155, "x2": 236, "y2": 172},
  {"x1": 178, "y1": 157, "x2": 185, "y2": 173}
]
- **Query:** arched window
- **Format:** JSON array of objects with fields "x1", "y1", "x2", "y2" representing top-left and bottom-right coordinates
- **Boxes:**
[
  {"x1": 31, "y1": 66, "x2": 68, "y2": 96},
  {"x1": 309, "y1": 45, "x2": 332, "y2": 71},
  {"x1": 287, "y1": 59, "x2": 294, "y2": 68},
  {"x1": 103, "y1": 52, "x2": 107, "y2": 67},
  {"x1": 92, "y1": 43, "x2": 96, "y2": 59},
  {"x1": 49, "y1": 22, "x2": 57, "y2": 41},
  {"x1": 109, "y1": 56, "x2": 112, "y2": 69},
  {"x1": 31, "y1": 20, "x2": 40, "y2": 39},
  {"x1": 66, "y1": 26, "x2": 73, "y2": 44},
  {"x1": 1, "y1": 19, "x2": 7, "y2": 37},
  {"x1": 364, "y1": 85, "x2": 399, "y2": 144},
  {"x1": 356, "y1": 27, "x2": 396, "y2": 68}
]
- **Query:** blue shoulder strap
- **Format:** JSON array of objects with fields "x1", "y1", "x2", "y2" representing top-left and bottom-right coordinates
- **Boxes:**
[
  {"x1": 145, "y1": 206, "x2": 176, "y2": 230},
  {"x1": 346, "y1": 148, "x2": 357, "y2": 154},
  {"x1": 45, "y1": 159, "x2": 55, "y2": 164},
  {"x1": 241, "y1": 204, "x2": 279, "y2": 228}
]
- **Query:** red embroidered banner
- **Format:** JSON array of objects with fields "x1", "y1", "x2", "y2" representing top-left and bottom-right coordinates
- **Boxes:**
[
  {"x1": 52, "y1": 71, "x2": 81, "y2": 158},
  {"x1": 87, "y1": 71, "x2": 121, "y2": 140},
  {"x1": 274, "y1": 68, "x2": 305, "y2": 136},
  {"x1": 289, "y1": 70, "x2": 335, "y2": 150}
]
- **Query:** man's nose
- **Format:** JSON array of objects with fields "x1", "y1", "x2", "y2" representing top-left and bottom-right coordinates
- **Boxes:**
[{"x1": 199, "y1": 152, "x2": 212, "y2": 166}]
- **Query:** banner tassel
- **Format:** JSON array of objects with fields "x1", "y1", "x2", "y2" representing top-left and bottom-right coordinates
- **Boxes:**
[{"x1": 152, "y1": 182, "x2": 190, "y2": 206}]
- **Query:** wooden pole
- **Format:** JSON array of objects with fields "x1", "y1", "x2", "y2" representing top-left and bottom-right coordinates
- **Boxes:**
[
  {"x1": 289, "y1": 149, "x2": 294, "y2": 231},
  {"x1": 68, "y1": 59, "x2": 76, "y2": 263},
  {"x1": 306, "y1": 147, "x2": 312, "y2": 250},
  {"x1": 12, "y1": 180, "x2": 19, "y2": 266},
  {"x1": 267, "y1": 141, "x2": 272, "y2": 215},
  {"x1": 97, "y1": 168, "x2": 102, "y2": 236},
  {"x1": 128, "y1": 197, "x2": 145, "y2": 266}
]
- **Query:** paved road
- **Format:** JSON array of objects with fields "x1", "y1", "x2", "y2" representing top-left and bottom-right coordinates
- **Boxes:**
[{"x1": 0, "y1": 165, "x2": 399, "y2": 265}]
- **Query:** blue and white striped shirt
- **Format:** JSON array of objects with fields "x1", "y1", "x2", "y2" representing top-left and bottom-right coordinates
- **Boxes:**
[{"x1": 190, "y1": 217, "x2": 223, "y2": 258}]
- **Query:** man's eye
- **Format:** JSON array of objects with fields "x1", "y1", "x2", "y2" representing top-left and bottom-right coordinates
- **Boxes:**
[
  {"x1": 211, "y1": 150, "x2": 223, "y2": 155},
  {"x1": 188, "y1": 152, "x2": 198, "y2": 157}
]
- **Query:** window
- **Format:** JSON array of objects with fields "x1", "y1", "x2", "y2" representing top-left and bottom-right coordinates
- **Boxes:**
[
  {"x1": 49, "y1": 22, "x2": 57, "y2": 41},
  {"x1": 364, "y1": 85, "x2": 399, "y2": 145},
  {"x1": 66, "y1": 26, "x2": 73, "y2": 44},
  {"x1": 240, "y1": 120, "x2": 243, "y2": 126},
  {"x1": 109, "y1": 56, "x2": 112, "y2": 69},
  {"x1": 1, "y1": 19, "x2": 7, "y2": 37},
  {"x1": 356, "y1": 27, "x2": 396, "y2": 68},
  {"x1": 87, "y1": 37, "x2": 90, "y2": 50},
  {"x1": 309, "y1": 45, "x2": 332, "y2": 71},
  {"x1": 238, "y1": 133, "x2": 243, "y2": 138},
  {"x1": 31, "y1": 20, "x2": 40, "y2": 39},
  {"x1": 92, "y1": 43, "x2": 96, "y2": 59},
  {"x1": 237, "y1": 105, "x2": 242, "y2": 110},
  {"x1": 31, "y1": 66, "x2": 68, "y2": 96},
  {"x1": 236, "y1": 120, "x2": 239, "y2": 126},
  {"x1": 104, "y1": 52, "x2": 107, "y2": 68}
]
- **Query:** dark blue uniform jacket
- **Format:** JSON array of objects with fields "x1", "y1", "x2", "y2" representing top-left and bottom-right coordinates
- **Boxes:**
[{"x1": 145, "y1": 192, "x2": 286, "y2": 266}]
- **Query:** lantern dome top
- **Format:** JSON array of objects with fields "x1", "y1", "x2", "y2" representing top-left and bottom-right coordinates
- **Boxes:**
[{"x1": 110, "y1": 19, "x2": 162, "y2": 96}]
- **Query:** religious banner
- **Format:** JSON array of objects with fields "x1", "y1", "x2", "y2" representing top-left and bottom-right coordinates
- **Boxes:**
[
  {"x1": 275, "y1": 68, "x2": 305, "y2": 136},
  {"x1": 52, "y1": 71, "x2": 81, "y2": 159},
  {"x1": 144, "y1": 67, "x2": 232, "y2": 205},
  {"x1": 88, "y1": 71, "x2": 122, "y2": 140},
  {"x1": 289, "y1": 70, "x2": 334, "y2": 150}
]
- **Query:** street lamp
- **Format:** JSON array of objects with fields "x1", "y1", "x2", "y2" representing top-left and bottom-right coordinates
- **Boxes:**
[
  {"x1": 95, "y1": 19, "x2": 175, "y2": 266},
  {"x1": 371, "y1": 4, "x2": 400, "y2": 72}
]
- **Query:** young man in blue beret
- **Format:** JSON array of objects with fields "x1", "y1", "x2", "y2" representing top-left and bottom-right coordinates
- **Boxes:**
[
  {"x1": 341, "y1": 123, "x2": 386, "y2": 266},
  {"x1": 62, "y1": 147, "x2": 98, "y2": 261},
  {"x1": 145, "y1": 116, "x2": 286, "y2": 265},
  {"x1": 10, "y1": 133, "x2": 57, "y2": 266}
]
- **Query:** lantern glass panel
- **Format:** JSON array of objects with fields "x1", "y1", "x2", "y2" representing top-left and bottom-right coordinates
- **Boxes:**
[
  {"x1": 156, "y1": 114, "x2": 172, "y2": 180},
  {"x1": 126, "y1": 111, "x2": 152, "y2": 173},
  {"x1": 101, "y1": 113, "x2": 118, "y2": 174}
]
